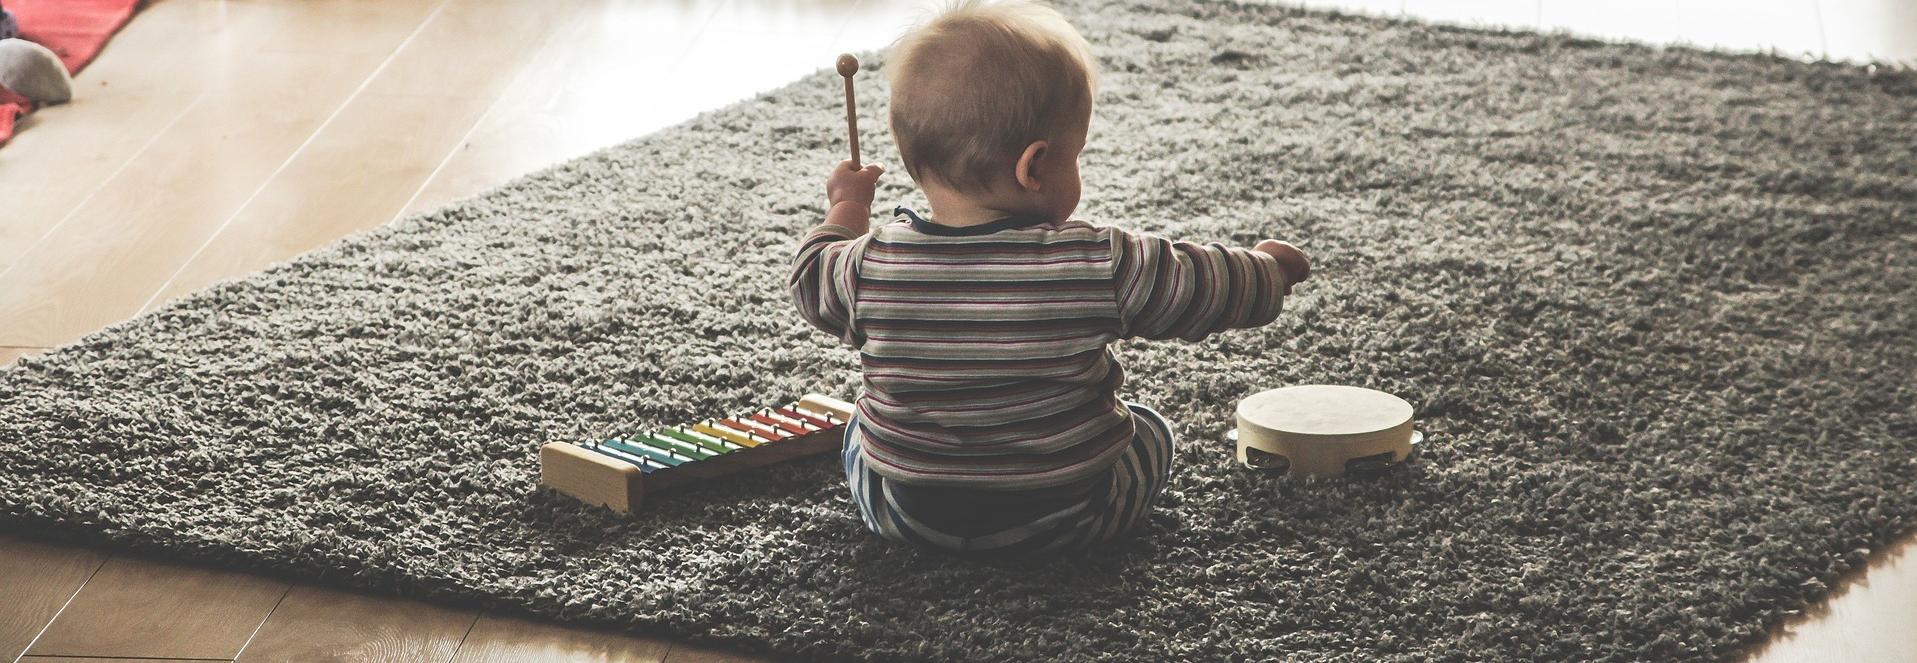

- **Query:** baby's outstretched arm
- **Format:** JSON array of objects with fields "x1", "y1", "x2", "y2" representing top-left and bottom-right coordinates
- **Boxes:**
[
  {"x1": 1112, "y1": 228, "x2": 1308, "y2": 341},
  {"x1": 788, "y1": 160, "x2": 884, "y2": 346}
]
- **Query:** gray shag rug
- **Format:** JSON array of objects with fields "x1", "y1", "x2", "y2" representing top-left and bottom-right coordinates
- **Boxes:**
[{"x1": 3, "y1": 1, "x2": 1914, "y2": 661}]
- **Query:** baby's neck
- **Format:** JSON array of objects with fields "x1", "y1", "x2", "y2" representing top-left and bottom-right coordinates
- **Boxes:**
[{"x1": 922, "y1": 184, "x2": 1043, "y2": 228}]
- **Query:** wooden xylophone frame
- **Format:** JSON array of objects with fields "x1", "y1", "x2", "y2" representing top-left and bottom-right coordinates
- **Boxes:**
[{"x1": 540, "y1": 393, "x2": 855, "y2": 513}]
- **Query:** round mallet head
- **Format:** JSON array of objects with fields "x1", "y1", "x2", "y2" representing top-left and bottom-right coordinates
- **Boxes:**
[
  {"x1": 836, "y1": 54, "x2": 860, "y2": 78},
  {"x1": 1232, "y1": 385, "x2": 1422, "y2": 478}
]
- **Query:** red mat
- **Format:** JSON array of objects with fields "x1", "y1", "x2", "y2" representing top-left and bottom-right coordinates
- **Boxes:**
[
  {"x1": 0, "y1": 84, "x2": 29, "y2": 147},
  {"x1": 0, "y1": 0, "x2": 143, "y2": 146}
]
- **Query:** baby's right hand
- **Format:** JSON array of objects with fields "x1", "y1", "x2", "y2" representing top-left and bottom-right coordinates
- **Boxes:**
[
  {"x1": 1254, "y1": 240, "x2": 1310, "y2": 294},
  {"x1": 827, "y1": 160, "x2": 884, "y2": 209}
]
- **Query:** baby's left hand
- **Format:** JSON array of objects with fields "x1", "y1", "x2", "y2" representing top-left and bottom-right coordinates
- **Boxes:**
[
  {"x1": 1254, "y1": 239, "x2": 1310, "y2": 295},
  {"x1": 827, "y1": 160, "x2": 884, "y2": 209}
]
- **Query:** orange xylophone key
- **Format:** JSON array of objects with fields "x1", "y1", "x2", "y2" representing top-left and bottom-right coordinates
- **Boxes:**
[{"x1": 722, "y1": 417, "x2": 786, "y2": 441}]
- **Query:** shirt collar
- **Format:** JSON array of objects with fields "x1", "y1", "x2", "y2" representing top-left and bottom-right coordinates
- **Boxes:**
[{"x1": 894, "y1": 206, "x2": 1046, "y2": 237}]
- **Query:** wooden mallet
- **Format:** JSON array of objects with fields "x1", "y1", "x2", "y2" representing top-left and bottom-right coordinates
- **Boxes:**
[{"x1": 836, "y1": 53, "x2": 861, "y2": 169}]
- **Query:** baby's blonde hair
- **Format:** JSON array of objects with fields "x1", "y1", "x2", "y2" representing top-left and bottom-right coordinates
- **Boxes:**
[{"x1": 886, "y1": 0, "x2": 1097, "y2": 194}]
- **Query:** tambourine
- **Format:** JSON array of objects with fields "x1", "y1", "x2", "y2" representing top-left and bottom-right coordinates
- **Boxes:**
[{"x1": 1229, "y1": 385, "x2": 1423, "y2": 478}]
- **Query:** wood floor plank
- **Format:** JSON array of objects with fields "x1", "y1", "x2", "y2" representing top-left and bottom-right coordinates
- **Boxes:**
[
  {"x1": 21, "y1": 657, "x2": 221, "y2": 662},
  {"x1": 0, "y1": 345, "x2": 48, "y2": 367},
  {"x1": 0, "y1": 0, "x2": 253, "y2": 273},
  {"x1": 399, "y1": 0, "x2": 726, "y2": 217},
  {"x1": 1817, "y1": 1, "x2": 1917, "y2": 66},
  {"x1": 240, "y1": 0, "x2": 453, "y2": 56},
  {"x1": 78, "y1": 0, "x2": 441, "y2": 94},
  {"x1": 134, "y1": 88, "x2": 500, "y2": 310},
  {"x1": 0, "y1": 0, "x2": 444, "y2": 275},
  {"x1": 352, "y1": 0, "x2": 571, "y2": 100},
  {"x1": 446, "y1": 613, "x2": 672, "y2": 663},
  {"x1": 233, "y1": 585, "x2": 477, "y2": 663},
  {"x1": 0, "y1": 5, "x2": 441, "y2": 348},
  {"x1": 400, "y1": 0, "x2": 917, "y2": 219},
  {"x1": 0, "y1": 88, "x2": 183, "y2": 272},
  {"x1": 141, "y1": 0, "x2": 577, "y2": 310},
  {"x1": 0, "y1": 537, "x2": 110, "y2": 662},
  {"x1": 26, "y1": 556, "x2": 290, "y2": 660},
  {"x1": 0, "y1": 67, "x2": 356, "y2": 348},
  {"x1": 649, "y1": 0, "x2": 858, "y2": 127}
]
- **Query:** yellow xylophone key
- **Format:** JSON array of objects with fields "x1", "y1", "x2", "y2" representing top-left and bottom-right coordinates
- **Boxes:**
[{"x1": 694, "y1": 422, "x2": 759, "y2": 448}]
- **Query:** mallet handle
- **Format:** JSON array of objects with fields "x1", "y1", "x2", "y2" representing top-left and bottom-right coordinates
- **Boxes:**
[
  {"x1": 837, "y1": 54, "x2": 861, "y2": 169},
  {"x1": 843, "y1": 75, "x2": 860, "y2": 168}
]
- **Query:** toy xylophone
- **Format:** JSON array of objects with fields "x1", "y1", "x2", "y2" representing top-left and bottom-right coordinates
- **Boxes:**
[{"x1": 540, "y1": 394, "x2": 855, "y2": 512}]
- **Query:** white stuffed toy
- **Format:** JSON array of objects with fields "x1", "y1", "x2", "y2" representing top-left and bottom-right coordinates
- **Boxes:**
[{"x1": 0, "y1": 38, "x2": 70, "y2": 104}]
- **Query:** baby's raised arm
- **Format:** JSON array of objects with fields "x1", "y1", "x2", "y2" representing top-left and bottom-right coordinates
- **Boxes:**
[
  {"x1": 1111, "y1": 228, "x2": 1309, "y2": 341},
  {"x1": 788, "y1": 160, "x2": 884, "y2": 347}
]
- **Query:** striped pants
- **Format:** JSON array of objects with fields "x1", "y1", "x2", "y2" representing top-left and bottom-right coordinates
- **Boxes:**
[{"x1": 842, "y1": 403, "x2": 1175, "y2": 557}]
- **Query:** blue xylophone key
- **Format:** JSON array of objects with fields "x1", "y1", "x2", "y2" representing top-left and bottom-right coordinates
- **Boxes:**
[{"x1": 581, "y1": 442, "x2": 662, "y2": 473}]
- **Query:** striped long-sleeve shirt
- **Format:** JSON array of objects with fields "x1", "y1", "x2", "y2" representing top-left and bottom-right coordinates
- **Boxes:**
[{"x1": 790, "y1": 206, "x2": 1289, "y2": 489}]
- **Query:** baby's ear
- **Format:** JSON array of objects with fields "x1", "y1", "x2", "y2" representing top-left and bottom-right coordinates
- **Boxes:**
[{"x1": 1014, "y1": 140, "x2": 1049, "y2": 192}]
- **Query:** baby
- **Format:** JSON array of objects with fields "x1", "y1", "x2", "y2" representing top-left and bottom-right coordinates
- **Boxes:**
[{"x1": 789, "y1": 0, "x2": 1309, "y2": 557}]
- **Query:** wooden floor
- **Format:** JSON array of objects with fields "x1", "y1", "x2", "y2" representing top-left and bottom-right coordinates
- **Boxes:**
[{"x1": 0, "y1": 0, "x2": 1912, "y2": 661}]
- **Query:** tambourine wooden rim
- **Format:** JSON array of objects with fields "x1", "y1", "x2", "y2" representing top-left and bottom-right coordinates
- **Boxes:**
[{"x1": 1230, "y1": 385, "x2": 1421, "y2": 478}]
